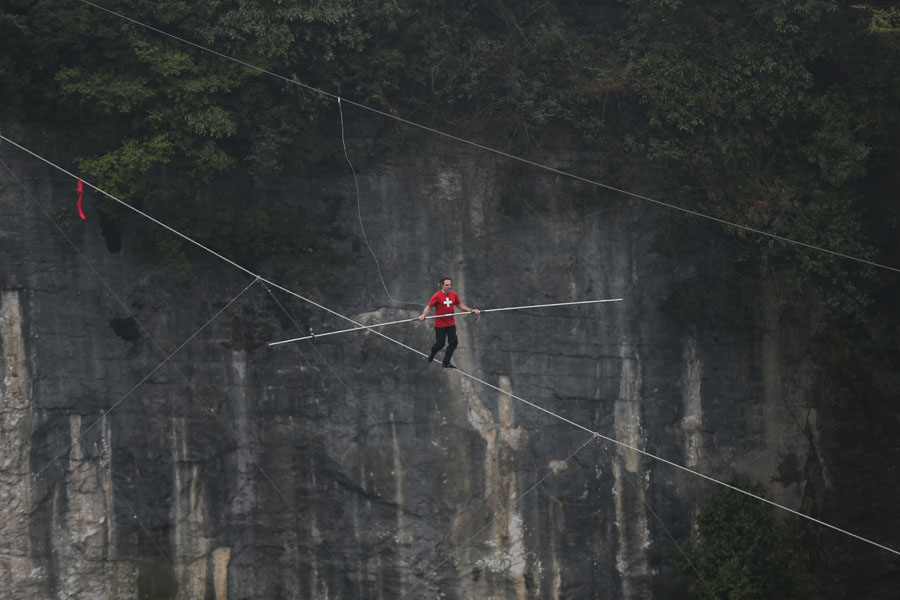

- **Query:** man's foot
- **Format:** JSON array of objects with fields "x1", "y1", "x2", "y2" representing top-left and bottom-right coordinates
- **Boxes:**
[
  {"x1": 442, "y1": 363, "x2": 456, "y2": 369},
  {"x1": 427, "y1": 353, "x2": 436, "y2": 363}
]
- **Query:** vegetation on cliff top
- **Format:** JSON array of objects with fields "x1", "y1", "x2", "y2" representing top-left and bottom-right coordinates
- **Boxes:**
[{"x1": 0, "y1": 0, "x2": 897, "y2": 301}]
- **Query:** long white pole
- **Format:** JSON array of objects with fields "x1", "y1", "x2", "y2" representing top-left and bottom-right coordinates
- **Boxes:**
[{"x1": 268, "y1": 298, "x2": 623, "y2": 346}]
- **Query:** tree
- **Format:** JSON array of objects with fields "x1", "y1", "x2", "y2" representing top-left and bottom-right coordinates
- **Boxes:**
[
  {"x1": 619, "y1": 0, "x2": 900, "y2": 321},
  {"x1": 0, "y1": 0, "x2": 356, "y2": 280},
  {"x1": 675, "y1": 478, "x2": 816, "y2": 599}
]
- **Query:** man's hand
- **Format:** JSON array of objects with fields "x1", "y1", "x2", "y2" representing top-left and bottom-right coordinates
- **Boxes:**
[
  {"x1": 417, "y1": 314, "x2": 425, "y2": 322},
  {"x1": 473, "y1": 309, "x2": 481, "y2": 315}
]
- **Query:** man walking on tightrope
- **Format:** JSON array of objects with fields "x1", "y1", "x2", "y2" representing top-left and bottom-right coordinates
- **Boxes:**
[{"x1": 418, "y1": 277, "x2": 480, "y2": 368}]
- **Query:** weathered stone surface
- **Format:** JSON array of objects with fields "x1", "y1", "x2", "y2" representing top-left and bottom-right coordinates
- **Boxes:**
[{"x1": 0, "y1": 138, "x2": 835, "y2": 599}]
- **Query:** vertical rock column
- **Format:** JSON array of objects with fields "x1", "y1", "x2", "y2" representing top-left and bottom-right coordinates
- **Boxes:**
[
  {"x1": 0, "y1": 290, "x2": 38, "y2": 597},
  {"x1": 461, "y1": 375, "x2": 533, "y2": 598},
  {"x1": 55, "y1": 413, "x2": 122, "y2": 598},
  {"x1": 612, "y1": 349, "x2": 652, "y2": 598},
  {"x1": 171, "y1": 415, "x2": 213, "y2": 600}
]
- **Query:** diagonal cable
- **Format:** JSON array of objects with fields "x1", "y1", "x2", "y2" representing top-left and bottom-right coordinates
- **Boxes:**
[
  {"x1": 265, "y1": 282, "x2": 598, "y2": 595},
  {"x1": 1, "y1": 156, "x2": 355, "y2": 581},
  {"x1": 3, "y1": 138, "x2": 898, "y2": 559},
  {"x1": 405, "y1": 433, "x2": 600, "y2": 597},
  {"x1": 338, "y1": 98, "x2": 420, "y2": 307},
  {"x1": 598, "y1": 440, "x2": 720, "y2": 600},
  {"x1": 63, "y1": 0, "x2": 900, "y2": 274},
  {"x1": 31, "y1": 277, "x2": 258, "y2": 481},
  {"x1": 261, "y1": 282, "x2": 456, "y2": 578}
]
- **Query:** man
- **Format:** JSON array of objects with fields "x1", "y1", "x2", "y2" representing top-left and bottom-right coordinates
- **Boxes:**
[{"x1": 418, "y1": 277, "x2": 480, "y2": 368}]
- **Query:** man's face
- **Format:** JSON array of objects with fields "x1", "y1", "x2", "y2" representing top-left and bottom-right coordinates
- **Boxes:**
[{"x1": 441, "y1": 279, "x2": 452, "y2": 293}]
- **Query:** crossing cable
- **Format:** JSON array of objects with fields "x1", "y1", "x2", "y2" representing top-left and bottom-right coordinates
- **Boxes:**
[
  {"x1": 265, "y1": 286, "x2": 622, "y2": 594},
  {"x1": 264, "y1": 282, "x2": 619, "y2": 595},
  {"x1": 404, "y1": 433, "x2": 600, "y2": 598},
  {"x1": 31, "y1": 277, "x2": 258, "y2": 482},
  {"x1": 108, "y1": 476, "x2": 174, "y2": 567},
  {"x1": 264, "y1": 281, "x2": 530, "y2": 594},
  {"x1": 0, "y1": 156, "x2": 258, "y2": 478},
  {"x1": 0, "y1": 154, "x2": 204, "y2": 575},
  {"x1": 447, "y1": 366, "x2": 900, "y2": 558},
  {"x1": 339, "y1": 98, "x2": 420, "y2": 307},
  {"x1": 3, "y1": 137, "x2": 899, "y2": 560},
  {"x1": 0, "y1": 155, "x2": 358, "y2": 584},
  {"x1": 165, "y1": 292, "x2": 356, "y2": 585},
  {"x1": 69, "y1": 0, "x2": 900, "y2": 275},
  {"x1": 0, "y1": 134, "x2": 427, "y2": 360},
  {"x1": 260, "y1": 282, "x2": 457, "y2": 535},
  {"x1": 597, "y1": 442, "x2": 720, "y2": 600},
  {"x1": 268, "y1": 298, "x2": 624, "y2": 346}
]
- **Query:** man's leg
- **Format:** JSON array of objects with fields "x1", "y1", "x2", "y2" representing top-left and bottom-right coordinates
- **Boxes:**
[
  {"x1": 442, "y1": 326, "x2": 458, "y2": 367},
  {"x1": 429, "y1": 327, "x2": 447, "y2": 362}
]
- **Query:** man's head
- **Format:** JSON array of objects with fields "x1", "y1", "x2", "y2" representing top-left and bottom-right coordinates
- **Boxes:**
[{"x1": 439, "y1": 277, "x2": 452, "y2": 293}]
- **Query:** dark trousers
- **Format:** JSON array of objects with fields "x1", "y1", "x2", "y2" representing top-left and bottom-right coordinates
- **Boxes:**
[{"x1": 431, "y1": 325, "x2": 458, "y2": 365}]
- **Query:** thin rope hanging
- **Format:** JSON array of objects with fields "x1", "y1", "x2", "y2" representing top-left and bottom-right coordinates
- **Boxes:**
[
  {"x1": 4, "y1": 135, "x2": 899, "y2": 559},
  {"x1": 339, "y1": 97, "x2": 420, "y2": 307},
  {"x1": 66, "y1": 0, "x2": 900, "y2": 275}
]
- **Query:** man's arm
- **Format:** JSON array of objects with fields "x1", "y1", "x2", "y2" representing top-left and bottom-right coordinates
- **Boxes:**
[
  {"x1": 457, "y1": 302, "x2": 480, "y2": 315},
  {"x1": 417, "y1": 304, "x2": 433, "y2": 321}
]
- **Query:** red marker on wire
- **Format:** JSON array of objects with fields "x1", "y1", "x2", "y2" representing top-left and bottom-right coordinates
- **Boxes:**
[{"x1": 76, "y1": 179, "x2": 86, "y2": 219}]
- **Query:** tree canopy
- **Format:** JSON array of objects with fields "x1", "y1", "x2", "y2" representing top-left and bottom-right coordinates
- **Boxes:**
[{"x1": 1, "y1": 0, "x2": 897, "y2": 299}]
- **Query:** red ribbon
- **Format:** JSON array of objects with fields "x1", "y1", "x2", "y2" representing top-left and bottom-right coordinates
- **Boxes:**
[{"x1": 77, "y1": 179, "x2": 85, "y2": 220}]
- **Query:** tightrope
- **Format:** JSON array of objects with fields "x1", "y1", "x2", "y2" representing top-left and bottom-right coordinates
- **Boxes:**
[
  {"x1": 3, "y1": 135, "x2": 898, "y2": 559},
  {"x1": 267, "y1": 298, "x2": 624, "y2": 346}
]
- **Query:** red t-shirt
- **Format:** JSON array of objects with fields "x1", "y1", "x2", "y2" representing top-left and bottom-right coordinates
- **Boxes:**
[{"x1": 428, "y1": 290, "x2": 460, "y2": 327}]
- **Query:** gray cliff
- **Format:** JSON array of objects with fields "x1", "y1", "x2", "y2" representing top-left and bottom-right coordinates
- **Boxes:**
[{"x1": 0, "y1": 137, "x2": 888, "y2": 599}]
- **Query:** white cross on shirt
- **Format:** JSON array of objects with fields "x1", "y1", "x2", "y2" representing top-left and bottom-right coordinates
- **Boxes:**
[{"x1": 443, "y1": 296, "x2": 453, "y2": 308}]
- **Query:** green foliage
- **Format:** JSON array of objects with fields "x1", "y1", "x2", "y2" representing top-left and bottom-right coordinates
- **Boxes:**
[
  {"x1": 0, "y1": 0, "x2": 897, "y2": 306},
  {"x1": 853, "y1": 5, "x2": 900, "y2": 32},
  {"x1": 620, "y1": 0, "x2": 898, "y2": 322},
  {"x1": 0, "y1": 0, "x2": 631, "y2": 285},
  {"x1": 408, "y1": 0, "x2": 623, "y2": 141},
  {"x1": 77, "y1": 135, "x2": 175, "y2": 198},
  {"x1": 1, "y1": 0, "x2": 357, "y2": 282},
  {"x1": 621, "y1": 0, "x2": 836, "y2": 220},
  {"x1": 767, "y1": 190, "x2": 876, "y2": 318},
  {"x1": 675, "y1": 478, "x2": 816, "y2": 599}
]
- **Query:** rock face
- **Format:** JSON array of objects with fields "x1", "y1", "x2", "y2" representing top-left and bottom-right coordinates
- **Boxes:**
[{"x1": 1, "y1": 139, "x2": 823, "y2": 599}]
